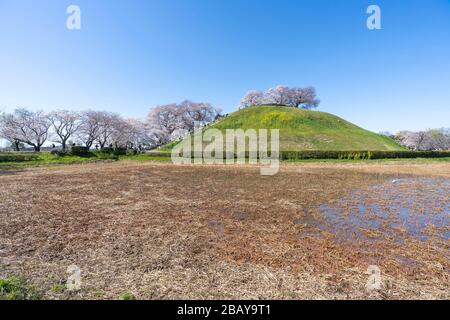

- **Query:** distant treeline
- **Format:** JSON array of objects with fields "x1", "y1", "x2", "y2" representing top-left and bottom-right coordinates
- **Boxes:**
[{"x1": 389, "y1": 129, "x2": 450, "y2": 151}]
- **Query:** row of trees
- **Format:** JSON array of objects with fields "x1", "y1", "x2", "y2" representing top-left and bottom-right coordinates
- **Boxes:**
[
  {"x1": 393, "y1": 129, "x2": 450, "y2": 151},
  {"x1": 0, "y1": 101, "x2": 221, "y2": 152},
  {"x1": 0, "y1": 109, "x2": 149, "y2": 152},
  {"x1": 240, "y1": 86, "x2": 320, "y2": 109}
]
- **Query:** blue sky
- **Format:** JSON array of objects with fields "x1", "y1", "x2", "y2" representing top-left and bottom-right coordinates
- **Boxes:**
[{"x1": 0, "y1": 0, "x2": 449, "y2": 135}]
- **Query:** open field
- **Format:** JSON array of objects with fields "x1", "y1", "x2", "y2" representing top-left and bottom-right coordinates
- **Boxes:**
[{"x1": 0, "y1": 161, "x2": 449, "y2": 299}]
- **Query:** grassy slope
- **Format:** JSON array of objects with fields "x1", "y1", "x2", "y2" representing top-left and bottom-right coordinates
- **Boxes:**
[{"x1": 208, "y1": 105, "x2": 404, "y2": 151}]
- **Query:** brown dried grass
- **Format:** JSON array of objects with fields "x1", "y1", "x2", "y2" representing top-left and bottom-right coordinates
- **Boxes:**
[{"x1": 0, "y1": 161, "x2": 448, "y2": 299}]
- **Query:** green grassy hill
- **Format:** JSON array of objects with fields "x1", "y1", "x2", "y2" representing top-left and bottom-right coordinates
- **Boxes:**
[{"x1": 205, "y1": 105, "x2": 403, "y2": 151}]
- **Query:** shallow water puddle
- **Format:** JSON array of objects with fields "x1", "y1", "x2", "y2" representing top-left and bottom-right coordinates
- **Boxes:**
[{"x1": 319, "y1": 177, "x2": 450, "y2": 243}]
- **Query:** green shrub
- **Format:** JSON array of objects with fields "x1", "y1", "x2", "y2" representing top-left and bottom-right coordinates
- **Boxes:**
[
  {"x1": 119, "y1": 292, "x2": 136, "y2": 300},
  {"x1": 126, "y1": 149, "x2": 138, "y2": 156},
  {"x1": 51, "y1": 150, "x2": 68, "y2": 157},
  {"x1": 0, "y1": 153, "x2": 39, "y2": 163},
  {"x1": 0, "y1": 276, "x2": 40, "y2": 300},
  {"x1": 99, "y1": 147, "x2": 129, "y2": 156},
  {"x1": 112, "y1": 148, "x2": 127, "y2": 156},
  {"x1": 100, "y1": 147, "x2": 114, "y2": 154},
  {"x1": 70, "y1": 146, "x2": 91, "y2": 157}
]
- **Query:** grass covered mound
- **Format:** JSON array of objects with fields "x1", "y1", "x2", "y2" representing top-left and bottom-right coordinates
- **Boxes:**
[{"x1": 209, "y1": 105, "x2": 404, "y2": 151}]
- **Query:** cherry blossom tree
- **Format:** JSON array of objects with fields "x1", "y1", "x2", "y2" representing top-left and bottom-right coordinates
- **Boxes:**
[
  {"x1": 239, "y1": 86, "x2": 320, "y2": 109},
  {"x1": 147, "y1": 101, "x2": 220, "y2": 147},
  {"x1": 239, "y1": 90, "x2": 265, "y2": 109},
  {"x1": 0, "y1": 108, "x2": 51, "y2": 152},
  {"x1": 0, "y1": 112, "x2": 22, "y2": 151},
  {"x1": 95, "y1": 112, "x2": 122, "y2": 149},
  {"x1": 77, "y1": 111, "x2": 103, "y2": 149},
  {"x1": 48, "y1": 110, "x2": 82, "y2": 151}
]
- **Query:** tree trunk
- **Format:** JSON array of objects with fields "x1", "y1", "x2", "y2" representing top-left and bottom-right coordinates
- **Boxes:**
[
  {"x1": 62, "y1": 141, "x2": 66, "y2": 151},
  {"x1": 14, "y1": 141, "x2": 20, "y2": 152},
  {"x1": 34, "y1": 145, "x2": 41, "y2": 152}
]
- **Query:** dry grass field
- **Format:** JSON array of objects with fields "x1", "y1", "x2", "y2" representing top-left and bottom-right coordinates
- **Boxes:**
[{"x1": 0, "y1": 161, "x2": 449, "y2": 299}]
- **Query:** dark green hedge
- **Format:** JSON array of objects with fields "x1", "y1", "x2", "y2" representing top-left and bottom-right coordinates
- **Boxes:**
[
  {"x1": 0, "y1": 153, "x2": 39, "y2": 163},
  {"x1": 162, "y1": 150, "x2": 450, "y2": 160},
  {"x1": 112, "y1": 148, "x2": 127, "y2": 156},
  {"x1": 280, "y1": 150, "x2": 450, "y2": 160},
  {"x1": 99, "y1": 147, "x2": 114, "y2": 154},
  {"x1": 147, "y1": 151, "x2": 172, "y2": 158},
  {"x1": 70, "y1": 146, "x2": 91, "y2": 157},
  {"x1": 99, "y1": 147, "x2": 127, "y2": 156}
]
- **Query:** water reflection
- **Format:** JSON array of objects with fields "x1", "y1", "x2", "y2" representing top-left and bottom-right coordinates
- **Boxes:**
[{"x1": 319, "y1": 177, "x2": 450, "y2": 242}]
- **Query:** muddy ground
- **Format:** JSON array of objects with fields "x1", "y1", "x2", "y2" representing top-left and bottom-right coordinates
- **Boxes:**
[{"x1": 0, "y1": 161, "x2": 448, "y2": 299}]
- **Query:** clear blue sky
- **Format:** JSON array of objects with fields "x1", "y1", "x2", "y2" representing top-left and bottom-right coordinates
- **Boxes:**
[{"x1": 1, "y1": 0, "x2": 449, "y2": 134}]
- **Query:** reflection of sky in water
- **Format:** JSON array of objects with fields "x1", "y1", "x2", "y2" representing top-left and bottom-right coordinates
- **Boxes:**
[{"x1": 319, "y1": 177, "x2": 450, "y2": 242}]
